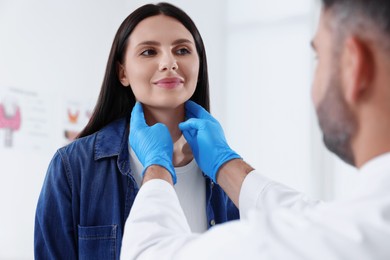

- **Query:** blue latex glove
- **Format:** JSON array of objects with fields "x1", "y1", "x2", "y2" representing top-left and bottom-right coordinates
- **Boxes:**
[
  {"x1": 179, "y1": 101, "x2": 241, "y2": 183},
  {"x1": 129, "y1": 102, "x2": 176, "y2": 184}
]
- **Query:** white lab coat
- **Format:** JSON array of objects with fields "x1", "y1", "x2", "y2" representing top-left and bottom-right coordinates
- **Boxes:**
[{"x1": 121, "y1": 153, "x2": 390, "y2": 260}]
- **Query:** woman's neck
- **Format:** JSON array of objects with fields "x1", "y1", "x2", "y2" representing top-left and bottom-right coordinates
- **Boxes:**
[
  {"x1": 143, "y1": 104, "x2": 184, "y2": 142},
  {"x1": 142, "y1": 104, "x2": 193, "y2": 167}
]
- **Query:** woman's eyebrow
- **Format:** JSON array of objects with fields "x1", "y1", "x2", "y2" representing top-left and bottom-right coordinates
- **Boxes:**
[
  {"x1": 136, "y1": 40, "x2": 160, "y2": 47},
  {"x1": 172, "y1": 38, "x2": 194, "y2": 45},
  {"x1": 135, "y1": 39, "x2": 194, "y2": 47}
]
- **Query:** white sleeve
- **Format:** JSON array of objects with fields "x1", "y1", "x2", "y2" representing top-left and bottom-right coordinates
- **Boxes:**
[
  {"x1": 120, "y1": 179, "x2": 263, "y2": 260},
  {"x1": 120, "y1": 179, "x2": 197, "y2": 260},
  {"x1": 239, "y1": 170, "x2": 323, "y2": 219},
  {"x1": 120, "y1": 177, "x2": 385, "y2": 260}
]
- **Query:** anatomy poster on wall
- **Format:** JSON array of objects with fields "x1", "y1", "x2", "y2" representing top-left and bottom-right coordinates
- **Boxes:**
[
  {"x1": 0, "y1": 86, "x2": 56, "y2": 152},
  {"x1": 63, "y1": 99, "x2": 94, "y2": 144}
]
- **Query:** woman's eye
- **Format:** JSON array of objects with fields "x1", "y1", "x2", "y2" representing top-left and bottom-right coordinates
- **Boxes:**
[
  {"x1": 176, "y1": 48, "x2": 191, "y2": 55},
  {"x1": 140, "y1": 49, "x2": 157, "y2": 56}
]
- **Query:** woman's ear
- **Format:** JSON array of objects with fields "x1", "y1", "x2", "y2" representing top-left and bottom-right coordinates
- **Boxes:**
[
  {"x1": 117, "y1": 62, "x2": 130, "y2": 86},
  {"x1": 342, "y1": 36, "x2": 373, "y2": 104}
]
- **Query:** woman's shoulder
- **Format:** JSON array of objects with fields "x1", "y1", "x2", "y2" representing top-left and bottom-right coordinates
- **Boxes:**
[
  {"x1": 43, "y1": 134, "x2": 98, "y2": 184},
  {"x1": 59, "y1": 131, "x2": 97, "y2": 156},
  {"x1": 58, "y1": 117, "x2": 129, "y2": 162}
]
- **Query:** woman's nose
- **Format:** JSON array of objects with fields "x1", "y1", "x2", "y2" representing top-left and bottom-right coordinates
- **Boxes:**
[{"x1": 159, "y1": 53, "x2": 178, "y2": 71}]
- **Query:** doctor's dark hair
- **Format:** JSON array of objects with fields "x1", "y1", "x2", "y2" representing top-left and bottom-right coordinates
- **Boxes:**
[
  {"x1": 78, "y1": 2, "x2": 210, "y2": 138},
  {"x1": 321, "y1": 0, "x2": 390, "y2": 41}
]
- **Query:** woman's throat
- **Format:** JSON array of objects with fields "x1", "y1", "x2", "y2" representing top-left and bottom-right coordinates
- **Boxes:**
[{"x1": 173, "y1": 135, "x2": 193, "y2": 167}]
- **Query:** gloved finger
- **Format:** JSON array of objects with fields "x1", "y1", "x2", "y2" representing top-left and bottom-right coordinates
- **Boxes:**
[
  {"x1": 179, "y1": 120, "x2": 199, "y2": 141},
  {"x1": 152, "y1": 122, "x2": 170, "y2": 135},
  {"x1": 181, "y1": 128, "x2": 196, "y2": 144},
  {"x1": 179, "y1": 118, "x2": 203, "y2": 131},
  {"x1": 184, "y1": 101, "x2": 217, "y2": 123},
  {"x1": 130, "y1": 102, "x2": 147, "y2": 127},
  {"x1": 181, "y1": 128, "x2": 197, "y2": 141}
]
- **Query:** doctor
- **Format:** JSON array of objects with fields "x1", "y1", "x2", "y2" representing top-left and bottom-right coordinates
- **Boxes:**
[{"x1": 121, "y1": 0, "x2": 390, "y2": 259}]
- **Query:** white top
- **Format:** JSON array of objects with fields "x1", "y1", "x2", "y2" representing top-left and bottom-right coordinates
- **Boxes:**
[
  {"x1": 129, "y1": 148, "x2": 207, "y2": 233},
  {"x1": 121, "y1": 153, "x2": 390, "y2": 260}
]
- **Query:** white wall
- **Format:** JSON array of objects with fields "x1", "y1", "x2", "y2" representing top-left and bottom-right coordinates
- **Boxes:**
[{"x1": 225, "y1": 0, "x2": 320, "y2": 196}]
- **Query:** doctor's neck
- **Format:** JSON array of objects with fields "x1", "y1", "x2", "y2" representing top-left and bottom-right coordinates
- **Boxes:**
[{"x1": 142, "y1": 103, "x2": 185, "y2": 142}]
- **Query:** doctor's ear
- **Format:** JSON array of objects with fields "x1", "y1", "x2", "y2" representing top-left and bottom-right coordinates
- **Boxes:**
[
  {"x1": 342, "y1": 36, "x2": 373, "y2": 104},
  {"x1": 117, "y1": 62, "x2": 130, "y2": 87}
]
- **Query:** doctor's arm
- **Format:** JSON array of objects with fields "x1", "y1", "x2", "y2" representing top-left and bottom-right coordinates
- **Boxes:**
[
  {"x1": 121, "y1": 164, "x2": 258, "y2": 260},
  {"x1": 178, "y1": 101, "x2": 322, "y2": 213},
  {"x1": 121, "y1": 163, "x2": 329, "y2": 260},
  {"x1": 121, "y1": 102, "x2": 324, "y2": 259}
]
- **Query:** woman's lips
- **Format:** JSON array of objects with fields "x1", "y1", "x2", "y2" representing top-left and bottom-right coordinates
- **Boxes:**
[{"x1": 154, "y1": 77, "x2": 184, "y2": 89}]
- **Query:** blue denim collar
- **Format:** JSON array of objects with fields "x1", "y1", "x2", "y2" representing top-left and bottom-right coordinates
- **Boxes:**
[{"x1": 94, "y1": 117, "x2": 131, "y2": 176}]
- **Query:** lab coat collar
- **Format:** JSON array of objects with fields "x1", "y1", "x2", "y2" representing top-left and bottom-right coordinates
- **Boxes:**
[
  {"x1": 359, "y1": 152, "x2": 390, "y2": 176},
  {"x1": 352, "y1": 152, "x2": 390, "y2": 196}
]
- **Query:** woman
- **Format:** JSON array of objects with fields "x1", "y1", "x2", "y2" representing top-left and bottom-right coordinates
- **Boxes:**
[{"x1": 34, "y1": 2, "x2": 239, "y2": 259}]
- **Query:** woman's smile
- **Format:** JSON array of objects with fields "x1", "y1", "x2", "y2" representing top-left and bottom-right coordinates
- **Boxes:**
[{"x1": 153, "y1": 77, "x2": 184, "y2": 89}]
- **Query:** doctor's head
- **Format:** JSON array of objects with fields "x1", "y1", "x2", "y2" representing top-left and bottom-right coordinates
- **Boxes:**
[
  {"x1": 79, "y1": 2, "x2": 209, "y2": 137},
  {"x1": 311, "y1": 0, "x2": 390, "y2": 167}
]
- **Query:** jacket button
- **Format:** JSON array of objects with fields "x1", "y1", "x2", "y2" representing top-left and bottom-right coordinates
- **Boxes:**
[{"x1": 210, "y1": 219, "x2": 216, "y2": 226}]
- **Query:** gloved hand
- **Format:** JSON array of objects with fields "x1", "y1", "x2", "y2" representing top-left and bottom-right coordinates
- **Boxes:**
[
  {"x1": 129, "y1": 102, "x2": 176, "y2": 184},
  {"x1": 179, "y1": 101, "x2": 241, "y2": 183}
]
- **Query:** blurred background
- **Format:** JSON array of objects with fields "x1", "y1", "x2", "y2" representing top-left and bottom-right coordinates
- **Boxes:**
[{"x1": 0, "y1": 0, "x2": 358, "y2": 258}]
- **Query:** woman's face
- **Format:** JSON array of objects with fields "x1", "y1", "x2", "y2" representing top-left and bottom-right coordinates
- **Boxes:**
[{"x1": 119, "y1": 15, "x2": 200, "y2": 109}]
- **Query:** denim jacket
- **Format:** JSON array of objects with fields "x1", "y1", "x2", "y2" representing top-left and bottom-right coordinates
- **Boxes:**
[{"x1": 34, "y1": 117, "x2": 239, "y2": 259}]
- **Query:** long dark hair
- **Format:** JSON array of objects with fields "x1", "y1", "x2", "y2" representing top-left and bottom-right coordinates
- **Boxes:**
[{"x1": 78, "y1": 2, "x2": 210, "y2": 138}]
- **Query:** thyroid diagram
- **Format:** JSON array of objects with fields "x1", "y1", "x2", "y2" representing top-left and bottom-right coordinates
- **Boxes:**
[
  {"x1": 0, "y1": 98, "x2": 22, "y2": 147},
  {"x1": 64, "y1": 102, "x2": 92, "y2": 142}
]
